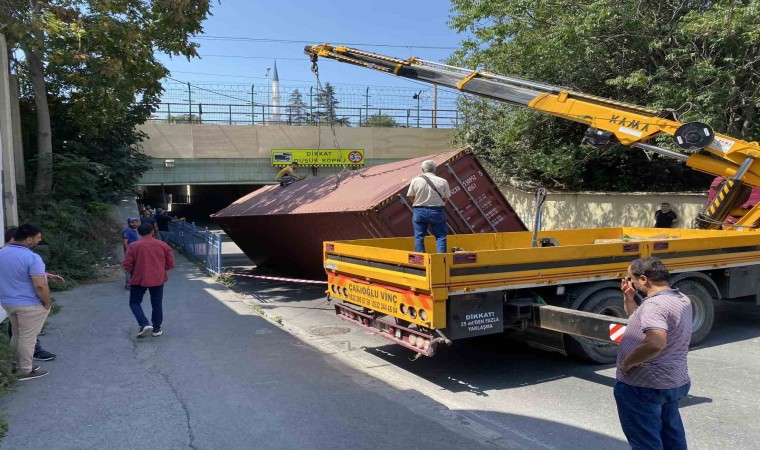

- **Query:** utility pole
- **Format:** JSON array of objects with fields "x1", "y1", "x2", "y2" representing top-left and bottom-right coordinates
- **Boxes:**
[
  {"x1": 0, "y1": 33, "x2": 19, "y2": 233},
  {"x1": 413, "y1": 90, "x2": 422, "y2": 128},
  {"x1": 432, "y1": 85, "x2": 438, "y2": 128},
  {"x1": 187, "y1": 82, "x2": 192, "y2": 118}
]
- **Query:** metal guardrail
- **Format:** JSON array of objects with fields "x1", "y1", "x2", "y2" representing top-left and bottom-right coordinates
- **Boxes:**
[
  {"x1": 166, "y1": 221, "x2": 222, "y2": 276},
  {"x1": 149, "y1": 102, "x2": 460, "y2": 128}
]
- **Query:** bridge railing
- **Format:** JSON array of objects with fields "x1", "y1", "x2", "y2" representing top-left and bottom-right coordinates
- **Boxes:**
[
  {"x1": 148, "y1": 102, "x2": 460, "y2": 128},
  {"x1": 166, "y1": 221, "x2": 222, "y2": 276}
]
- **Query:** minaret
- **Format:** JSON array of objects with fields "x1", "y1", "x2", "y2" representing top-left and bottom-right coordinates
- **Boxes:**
[{"x1": 271, "y1": 60, "x2": 280, "y2": 123}]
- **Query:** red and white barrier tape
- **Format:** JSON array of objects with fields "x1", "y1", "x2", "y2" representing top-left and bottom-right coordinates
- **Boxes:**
[{"x1": 228, "y1": 272, "x2": 327, "y2": 285}]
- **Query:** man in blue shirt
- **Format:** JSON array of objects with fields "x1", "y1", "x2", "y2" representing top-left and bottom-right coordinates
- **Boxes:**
[
  {"x1": 122, "y1": 217, "x2": 140, "y2": 289},
  {"x1": 0, "y1": 224, "x2": 52, "y2": 381},
  {"x1": 4, "y1": 227, "x2": 57, "y2": 363}
]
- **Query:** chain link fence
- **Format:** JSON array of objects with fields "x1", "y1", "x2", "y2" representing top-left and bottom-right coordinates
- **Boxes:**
[{"x1": 151, "y1": 81, "x2": 462, "y2": 128}]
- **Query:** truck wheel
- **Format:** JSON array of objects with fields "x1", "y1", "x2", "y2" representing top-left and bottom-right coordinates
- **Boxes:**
[
  {"x1": 673, "y1": 280, "x2": 715, "y2": 345},
  {"x1": 565, "y1": 289, "x2": 626, "y2": 364}
]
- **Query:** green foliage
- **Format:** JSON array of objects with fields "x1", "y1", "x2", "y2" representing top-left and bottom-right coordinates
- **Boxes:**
[
  {"x1": 215, "y1": 272, "x2": 236, "y2": 287},
  {"x1": 0, "y1": 321, "x2": 14, "y2": 438},
  {"x1": 3, "y1": 0, "x2": 215, "y2": 193},
  {"x1": 315, "y1": 83, "x2": 350, "y2": 126},
  {"x1": 167, "y1": 114, "x2": 202, "y2": 124},
  {"x1": 17, "y1": 195, "x2": 120, "y2": 283},
  {"x1": 364, "y1": 113, "x2": 399, "y2": 128},
  {"x1": 286, "y1": 89, "x2": 310, "y2": 125},
  {"x1": 449, "y1": 0, "x2": 758, "y2": 191}
]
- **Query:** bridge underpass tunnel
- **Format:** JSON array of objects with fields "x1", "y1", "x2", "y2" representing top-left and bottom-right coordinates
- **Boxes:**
[{"x1": 139, "y1": 184, "x2": 264, "y2": 227}]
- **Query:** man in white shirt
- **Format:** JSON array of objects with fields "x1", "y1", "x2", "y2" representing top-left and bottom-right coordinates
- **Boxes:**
[{"x1": 406, "y1": 160, "x2": 451, "y2": 253}]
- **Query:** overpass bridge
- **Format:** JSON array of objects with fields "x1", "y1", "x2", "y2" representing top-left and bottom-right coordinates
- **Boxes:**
[{"x1": 137, "y1": 123, "x2": 454, "y2": 220}]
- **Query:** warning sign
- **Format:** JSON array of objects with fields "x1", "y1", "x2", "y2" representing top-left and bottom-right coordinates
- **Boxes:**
[
  {"x1": 271, "y1": 149, "x2": 365, "y2": 167},
  {"x1": 609, "y1": 324, "x2": 626, "y2": 342}
]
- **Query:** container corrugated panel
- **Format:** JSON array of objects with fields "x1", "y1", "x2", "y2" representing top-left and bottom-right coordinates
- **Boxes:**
[{"x1": 213, "y1": 148, "x2": 526, "y2": 277}]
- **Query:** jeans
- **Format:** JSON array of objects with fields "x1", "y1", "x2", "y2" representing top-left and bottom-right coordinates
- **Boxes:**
[
  {"x1": 158, "y1": 230, "x2": 170, "y2": 242},
  {"x1": 614, "y1": 381, "x2": 690, "y2": 450},
  {"x1": 129, "y1": 285, "x2": 164, "y2": 328},
  {"x1": 412, "y1": 207, "x2": 447, "y2": 253}
]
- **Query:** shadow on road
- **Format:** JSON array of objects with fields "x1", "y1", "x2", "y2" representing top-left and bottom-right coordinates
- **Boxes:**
[
  {"x1": 366, "y1": 333, "x2": 712, "y2": 409},
  {"x1": 449, "y1": 407, "x2": 629, "y2": 449}
]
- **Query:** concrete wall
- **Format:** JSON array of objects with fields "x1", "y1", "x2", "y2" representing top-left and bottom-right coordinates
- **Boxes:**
[
  {"x1": 137, "y1": 123, "x2": 455, "y2": 159},
  {"x1": 502, "y1": 185, "x2": 708, "y2": 230}
]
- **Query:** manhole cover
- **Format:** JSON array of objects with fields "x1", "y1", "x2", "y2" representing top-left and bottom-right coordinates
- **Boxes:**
[{"x1": 309, "y1": 326, "x2": 352, "y2": 336}]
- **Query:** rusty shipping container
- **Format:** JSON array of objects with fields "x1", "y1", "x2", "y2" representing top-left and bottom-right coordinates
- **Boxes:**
[{"x1": 212, "y1": 148, "x2": 526, "y2": 278}]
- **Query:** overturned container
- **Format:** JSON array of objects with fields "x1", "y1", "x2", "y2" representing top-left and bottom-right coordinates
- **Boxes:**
[{"x1": 212, "y1": 148, "x2": 527, "y2": 278}]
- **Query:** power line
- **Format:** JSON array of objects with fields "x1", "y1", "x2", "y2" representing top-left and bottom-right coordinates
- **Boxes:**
[
  {"x1": 167, "y1": 70, "x2": 460, "y2": 92},
  {"x1": 164, "y1": 76, "x2": 256, "y2": 104},
  {"x1": 170, "y1": 70, "x2": 332, "y2": 84},
  {"x1": 201, "y1": 54, "x2": 304, "y2": 61},
  {"x1": 195, "y1": 35, "x2": 458, "y2": 50}
]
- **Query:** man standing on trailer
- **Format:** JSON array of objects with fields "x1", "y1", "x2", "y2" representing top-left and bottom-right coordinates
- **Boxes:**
[
  {"x1": 407, "y1": 159, "x2": 451, "y2": 253},
  {"x1": 616, "y1": 256, "x2": 692, "y2": 449}
]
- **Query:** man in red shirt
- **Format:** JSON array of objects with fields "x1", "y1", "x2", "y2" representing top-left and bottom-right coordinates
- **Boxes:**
[{"x1": 123, "y1": 223, "x2": 175, "y2": 338}]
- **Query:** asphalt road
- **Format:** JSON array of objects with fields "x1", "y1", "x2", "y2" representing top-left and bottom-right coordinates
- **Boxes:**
[
  {"x1": 220, "y1": 245, "x2": 760, "y2": 450},
  {"x1": 0, "y1": 258, "x2": 499, "y2": 450}
]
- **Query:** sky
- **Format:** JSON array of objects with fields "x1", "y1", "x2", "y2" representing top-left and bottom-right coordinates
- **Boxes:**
[{"x1": 156, "y1": 0, "x2": 466, "y2": 90}]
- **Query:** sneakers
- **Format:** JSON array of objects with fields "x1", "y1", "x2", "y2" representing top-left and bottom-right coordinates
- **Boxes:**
[
  {"x1": 152, "y1": 327, "x2": 162, "y2": 337},
  {"x1": 136, "y1": 325, "x2": 154, "y2": 338},
  {"x1": 17, "y1": 367, "x2": 49, "y2": 381},
  {"x1": 11, "y1": 365, "x2": 40, "y2": 375},
  {"x1": 33, "y1": 350, "x2": 57, "y2": 361}
]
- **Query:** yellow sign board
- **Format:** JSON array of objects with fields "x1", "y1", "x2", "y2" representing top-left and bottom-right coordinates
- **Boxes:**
[{"x1": 271, "y1": 149, "x2": 365, "y2": 167}]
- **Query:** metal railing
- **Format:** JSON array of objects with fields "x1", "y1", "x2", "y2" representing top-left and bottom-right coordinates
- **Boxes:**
[
  {"x1": 149, "y1": 102, "x2": 460, "y2": 128},
  {"x1": 166, "y1": 221, "x2": 222, "y2": 276}
]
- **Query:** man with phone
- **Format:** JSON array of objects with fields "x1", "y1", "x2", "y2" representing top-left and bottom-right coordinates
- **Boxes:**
[{"x1": 616, "y1": 257, "x2": 693, "y2": 449}]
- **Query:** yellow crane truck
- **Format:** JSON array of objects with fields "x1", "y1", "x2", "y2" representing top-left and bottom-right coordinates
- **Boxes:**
[{"x1": 307, "y1": 44, "x2": 760, "y2": 363}]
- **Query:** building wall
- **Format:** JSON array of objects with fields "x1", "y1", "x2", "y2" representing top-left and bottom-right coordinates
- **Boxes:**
[
  {"x1": 501, "y1": 185, "x2": 708, "y2": 230},
  {"x1": 137, "y1": 123, "x2": 455, "y2": 159}
]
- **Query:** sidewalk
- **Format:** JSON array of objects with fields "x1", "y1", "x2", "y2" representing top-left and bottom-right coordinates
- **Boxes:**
[{"x1": 0, "y1": 256, "x2": 493, "y2": 449}]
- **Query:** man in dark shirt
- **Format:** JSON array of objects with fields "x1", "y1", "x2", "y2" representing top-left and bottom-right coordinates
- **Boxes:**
[
  {"x1": 139, "y1": 209, "x2": 158, "y2": 235},
  {"x1": 122, "y1": 218, "x2": 140, "y2": 289},
  {"x1": 154, "y1": 209, "x2": 174, "y2": 242},
  {"x1": 123, "y1": 224, "x2": 175, "y2": 338},
  {"x1": 654, "y1": 202, "x2": 678, "y2": 228}
]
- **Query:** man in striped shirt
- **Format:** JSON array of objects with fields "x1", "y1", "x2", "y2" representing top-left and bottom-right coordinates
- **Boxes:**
[{"x1": 616, "y1": 257, "x2": 693, "y2": 450}]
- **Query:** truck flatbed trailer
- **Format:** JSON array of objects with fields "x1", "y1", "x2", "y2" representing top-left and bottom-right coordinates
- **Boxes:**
[{"x1": 324, "y1": 227, "x2": 760, "y2": 362}]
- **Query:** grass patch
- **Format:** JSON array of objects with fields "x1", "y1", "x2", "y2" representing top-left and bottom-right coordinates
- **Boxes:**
[
  {"x1": 215, "y1": 272, "x2": 236, "y2": 288},
  {"x1": 0, "y1": 321, "x2": 14, "y2": 439}
]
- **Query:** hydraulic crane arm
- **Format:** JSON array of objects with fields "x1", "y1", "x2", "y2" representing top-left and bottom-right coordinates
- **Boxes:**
[{"x1": 305, "y1": 43, "x2": 760, "y2": 229}]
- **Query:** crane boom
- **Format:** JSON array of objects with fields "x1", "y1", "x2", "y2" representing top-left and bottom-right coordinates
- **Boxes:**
[{"x1": 306, "y1": 43, "x2": 760, "y2": 229}]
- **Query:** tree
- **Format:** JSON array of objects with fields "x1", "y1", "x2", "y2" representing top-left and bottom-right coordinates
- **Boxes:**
[
  {"x1": 364, "y1": 113, "x2": 399, "y2": 128},
  {"x1": 286, "y1": 89, "x2": 309, "y2": 125},
  {"x1": 448, "y1": 0, "x2": 758, "y2": 191},
  {"x1": 315, "y1": 83, "x2": 350, "y2": 126},
  {"x1": 1, "y1": 0, "x2": 215, "y2": 193}
]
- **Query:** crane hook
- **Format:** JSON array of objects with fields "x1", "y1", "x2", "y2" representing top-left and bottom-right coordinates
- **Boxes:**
[{"x1": 310, "y1": 54, "x2": 319, "y2": 76}]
